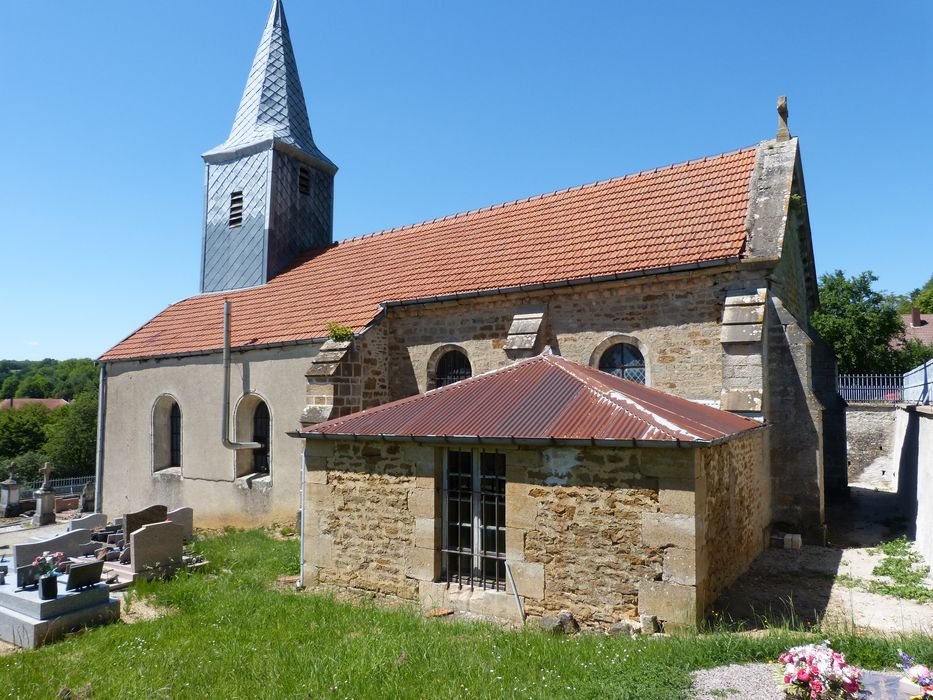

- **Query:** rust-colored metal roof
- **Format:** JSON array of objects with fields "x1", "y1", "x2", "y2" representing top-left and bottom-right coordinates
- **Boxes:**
[
  {"x1": 299, "y1": 353, "x2": 762, "y2": 445},
  {"x1": 101, "y1": 147, "x2": 757, "y2": 361}
]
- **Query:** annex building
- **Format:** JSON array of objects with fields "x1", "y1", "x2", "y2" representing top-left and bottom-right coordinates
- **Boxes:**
[{"x1": 98, "y1": 1, "x2": 845, "y2": 629}]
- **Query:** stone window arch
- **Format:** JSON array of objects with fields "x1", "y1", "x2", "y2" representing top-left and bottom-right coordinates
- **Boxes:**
[
  {"x1": 428, "y1": 346, "x2": 473, "y2": 389},
  {"x1": 590, "y1": 335, "x2": 648, "y2": 385},
  {"x1": 235, "y1": 393, "x2": 272, "y2": 478},
  {"x1": 152, "y1": 395, "x2": 182, "y2": 472}
]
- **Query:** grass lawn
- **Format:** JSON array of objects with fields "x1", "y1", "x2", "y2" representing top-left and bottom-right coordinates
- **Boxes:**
[{"x1": 2, "y1": 529, "x2": 932, "y2": 699}]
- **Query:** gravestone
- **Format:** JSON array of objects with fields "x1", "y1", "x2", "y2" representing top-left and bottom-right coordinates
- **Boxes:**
[
  {"x1": 122, "y1": 505, "x2": 168, "y2": 541},
  {"x1": 78, "y1": 482, "x2": 95, "y2": 513},
  {"x1": 16, "y1": 564, "x2": 39, "y2": 589},
  {"x1": 65, "y1": 561, "x2": 105, "y2": 591},
  {"x1": 70, "y1": 513, "x2": 107, "y2": 532},
  {"x1": 33, "y1": 463, "x2": 56, "y2": 527},
  {"x1": 0, "y1": 465, "x2": 21, "y2": 518},
  {"x1": 130, "y1": 521, "x2": 183, "y2": 574},
  {"x1": 166, "y1": 507, "x2": 194, "y2": 542},
  {"x1": 13, "y1": 529, "x2": 97, "y2": 568}
]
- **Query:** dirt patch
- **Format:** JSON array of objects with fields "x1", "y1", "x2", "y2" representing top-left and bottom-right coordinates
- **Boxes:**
[
  {"x1": 118, "y1": 592, "x2": 169, "y2": 625},
  {"x1": 0, "y1": 639, "x2": 19, "y2": 657}
]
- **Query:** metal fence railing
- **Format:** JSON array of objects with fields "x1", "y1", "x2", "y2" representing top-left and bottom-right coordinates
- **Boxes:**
[
  {"x1": 837, "y1": 374, "x2": 904, "y2": 403},
  {"x1": 21, "y1": 475, "x2": 95, "y2": 501}
]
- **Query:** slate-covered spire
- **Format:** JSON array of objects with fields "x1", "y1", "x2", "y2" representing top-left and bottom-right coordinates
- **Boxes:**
[{"x1": 205, "y1": 0, "x2": 334, "y2": 170}]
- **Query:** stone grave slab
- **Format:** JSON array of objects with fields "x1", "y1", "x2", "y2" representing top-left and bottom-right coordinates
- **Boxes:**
[
  {"x1": 122, "y1": 505, "x2": 167, "y2": 541},
  {"x1": 0, "y1": 596, "x2": 119, "y2": 649},
  {"x1": 130, "y1": 521, "x2": 183, "y2": 574},
  {"x1": 166, "y1": 507, "x2": 193, "y2": 542},
  {"x1": 13, "y1": 529, "x2": 97, "y2": 568},
  {"x1": 0, "y1": 579, "x2": 109, "y2": 620},
  {"x1": 70, "y1": 513, "x2": 107, "y2": 531}
]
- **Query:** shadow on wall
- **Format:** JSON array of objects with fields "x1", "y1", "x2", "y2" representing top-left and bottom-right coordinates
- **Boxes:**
[
  {"x1": 896, "y1": 410, "x2": 920, "y2": 540},
  {"x1": 708, "y1": 487, "x2": 910, "y2": 630}
]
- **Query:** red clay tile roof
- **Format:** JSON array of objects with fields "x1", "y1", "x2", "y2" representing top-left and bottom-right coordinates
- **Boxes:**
[
  {"x1": 0, "y1": 398, "x2": 69, "y2": 411},
  {"x1": 300, "y1": 353, "x2": 761, "y2": 444},
  {"x1": 101, "y1": 147, "x2": 758, "y2": 361},
  {"x1": 902, "y1": 314, "x2": 933, "y2": 347}
]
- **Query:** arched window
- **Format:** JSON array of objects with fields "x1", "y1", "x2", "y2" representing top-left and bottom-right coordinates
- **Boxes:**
[
  {"x1": 235, "y1": 394, "x2": 272, "y2": 478},
  {"x1": 435, "y1": 350, "x2": 472, "y2": 388},
  {"x1": 169, "y1": 402, "x2": 181, "y2": 468},
  {"x1": 152, "y1": 395, "x2": 181, "y2": 472},
  {"x1": 252, "y1": 401, "x2": 271, "y2": 474},
  {"x1": 598, "y1": 343, "x2": 646, "y2": 384}
]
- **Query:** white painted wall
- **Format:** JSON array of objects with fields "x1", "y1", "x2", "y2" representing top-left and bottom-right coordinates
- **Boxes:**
[{"x1": 101, "y1": 344, "x2": 318, "y2": 528}]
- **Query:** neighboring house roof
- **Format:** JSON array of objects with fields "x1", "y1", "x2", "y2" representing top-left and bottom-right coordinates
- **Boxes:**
[
  {"x1": 902, "y1": 313, "x2": 933, "y2": 346},
  {"x1": 297, "y1": 353, "x2": 762, "y2": 445},
  {"x1": 0, "y1": 398, "x2": 68, "y2": 411},
  {"x1": 101, "y1": 147, "x2": 758, "y2": 361}
]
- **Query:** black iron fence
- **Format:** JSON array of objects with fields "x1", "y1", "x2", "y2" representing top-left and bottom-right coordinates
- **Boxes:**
[{"x1": 837, "y1": 374, "x2": 903, "y2": 403}]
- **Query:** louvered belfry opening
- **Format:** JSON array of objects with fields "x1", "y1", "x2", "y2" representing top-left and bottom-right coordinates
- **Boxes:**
[
  {"x1": 441, "y1": 450, "x2": 507, "y2": 591},
  {"x1": 298, "y1": 167, "x2": 311, "y2": 195},
  {"x1": 228, "y1": 191, "x2": 244, "y2": 228}
]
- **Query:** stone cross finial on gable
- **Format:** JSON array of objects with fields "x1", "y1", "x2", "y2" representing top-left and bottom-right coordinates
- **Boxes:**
[
  {"x1": 776, "y1": 95, "x2": 790, "y2": 141},
  {"x1": 40, "y1": 462, "x2": 54, "y2": 489}
]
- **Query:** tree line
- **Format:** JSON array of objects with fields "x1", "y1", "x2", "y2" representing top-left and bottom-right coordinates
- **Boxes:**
[
  {"x1": 0, "y1": 359, "x2": 98, "y2": 482},
  {"x1": 812, "y1": 271, "x2": 933, "y2": 374}
]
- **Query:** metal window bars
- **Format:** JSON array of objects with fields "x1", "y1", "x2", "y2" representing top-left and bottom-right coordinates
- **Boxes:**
[
  {"x1": 252, "y1": 402, "x2": 271, "y2": 473},
  {"x1": 441, "y1": 450, "x2": 506, "y2": 591}
]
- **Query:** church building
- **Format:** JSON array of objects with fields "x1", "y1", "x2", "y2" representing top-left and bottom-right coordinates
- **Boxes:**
[{"x1": 97, "y1": 1, "x2": 844, "y2": 629}]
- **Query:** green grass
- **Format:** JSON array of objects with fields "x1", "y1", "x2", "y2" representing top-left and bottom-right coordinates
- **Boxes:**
[
  {"x1": 2, "y1": 529, "x2": 932, "y2": 699},
  {"x1": 866, "y1": 536, "x2": 933, "y2": 603}
]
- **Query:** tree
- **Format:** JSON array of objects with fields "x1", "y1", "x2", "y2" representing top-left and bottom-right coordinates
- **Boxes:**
[
  {"x1": 895, "y1": 273, "x2": 933, "y2": 314},
  {"x1": 812, "y1": 270, "x2": 908, "y2": 374},
  {"x1": 14, "y1": 373, "x2": 51, "y2": 398},
  {"x1": 0, "y1": 403, "x2": 54, "y2": 461},
  {"x1": 0, "y1": 375, "x2": 19, "y2": 399},
  {"x1": 43, "y1": 391, "x2": 98, "y2": 477}
]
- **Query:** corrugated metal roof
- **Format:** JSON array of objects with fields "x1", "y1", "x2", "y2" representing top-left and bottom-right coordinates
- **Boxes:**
[
  {"x1": 299, "y1": 353, "x2": 762, "y2": 444},
  {"x1": 101, "y1": 147, "x2": 757, "y2": 361}
]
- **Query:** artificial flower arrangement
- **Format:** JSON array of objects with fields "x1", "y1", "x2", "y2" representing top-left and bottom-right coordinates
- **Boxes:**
[
  {"x1": 898, "y1": 650, "x2": 933, "y2": 699},
  {"x1": 33, "y1": 551, "x2": 65, "y2": 577},
  {"x1": 778, "y1": 641, "x2": 862, "y2": 699}
]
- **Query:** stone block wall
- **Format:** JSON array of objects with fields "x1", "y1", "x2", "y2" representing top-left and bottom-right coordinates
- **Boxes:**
[
  {"x1": 384, "y1": 265, "x2": 763, "y2": 404},
  {"x1": 696, "y1": 430, "x2": 769, "y2": 614},
  {"x1": 845, "y1": 406, "x2": 898, "y2": 486},
  {"x1": 302, "y1": 437, "x2": 770, "y2": 632}
]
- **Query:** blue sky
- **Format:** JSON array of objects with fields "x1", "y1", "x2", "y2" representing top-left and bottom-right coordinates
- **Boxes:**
[{"x1": 1, "y1": 1, "x2": 930, "y2": 360}]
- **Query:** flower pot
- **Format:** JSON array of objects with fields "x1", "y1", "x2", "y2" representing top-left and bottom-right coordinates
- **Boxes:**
[{"x1": 38, "y1": 574, "x2": 58, "y2": 600}]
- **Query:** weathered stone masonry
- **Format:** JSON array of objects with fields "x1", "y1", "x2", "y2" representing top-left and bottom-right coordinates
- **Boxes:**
[{"x1": 303, "y1": 432, "x2": 767, "y2": 631}]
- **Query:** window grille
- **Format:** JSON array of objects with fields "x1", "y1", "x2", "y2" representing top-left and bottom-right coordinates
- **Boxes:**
[
  {"x1": 598, "y1": 343, "x2": 646, "y2": 384},
  {"x1": 229, "y1": 191, "x2": 244, "y2": 228},
  {"x1": 441, "y1": 450, "x2": 506, "y2": 591},
  {"x1": 169, "y1": 402, "x2": 181, "y2": 468},
  {"x1": 298, "y1": 167, "x2": 311, "y2": 195},
  {"x1": 252, "y1": 402, "x2": 270, "y2": 474},
  {"x1": 435, "y1": 349, "x2": 472, "y2": 388}
]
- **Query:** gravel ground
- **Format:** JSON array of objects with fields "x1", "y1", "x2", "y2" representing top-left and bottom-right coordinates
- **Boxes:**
[{"x1": 690, "y1": 664, "x2": 903, "y2": 699}]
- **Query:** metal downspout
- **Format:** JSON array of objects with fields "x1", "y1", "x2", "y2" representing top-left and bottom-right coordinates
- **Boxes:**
[
  {"x1": 94, "y1": 363, "x2": 107, "y2": 513},
  {"x1": 298, "y1": 446, "x2": 306, "y2": 588},
  {"x1": 221, "y1": 300, "x2": 260, "y2": 451}
]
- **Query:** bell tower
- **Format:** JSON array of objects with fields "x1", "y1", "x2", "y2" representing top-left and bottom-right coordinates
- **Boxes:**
[{"x1": 200, "y1": 0, "x2": 336, "y2": 294}]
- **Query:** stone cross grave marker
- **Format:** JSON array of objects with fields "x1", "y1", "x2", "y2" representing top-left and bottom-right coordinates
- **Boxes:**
[{"x1": 38, "y1": 462, "x2": 54, "y2": 491}]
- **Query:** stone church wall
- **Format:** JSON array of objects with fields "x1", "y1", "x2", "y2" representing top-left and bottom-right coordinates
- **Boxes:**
[
  {"x1": 383, "y1": 265, "x2": 757, "y2": 404},
  {"x1": 302, "y1": 435, "x2": 765, "y2": 631},
  {"x1": 101, "y1": 344, "x2": 319, "y2": 528}
]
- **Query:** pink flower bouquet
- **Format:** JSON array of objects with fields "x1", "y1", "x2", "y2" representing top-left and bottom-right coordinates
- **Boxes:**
[
  {"x1": 778, "y1": 641, "x2": 862, "y2": 699},
  {"x1": 898, "y1": 650, "x2": 933, "y2": 699}
]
